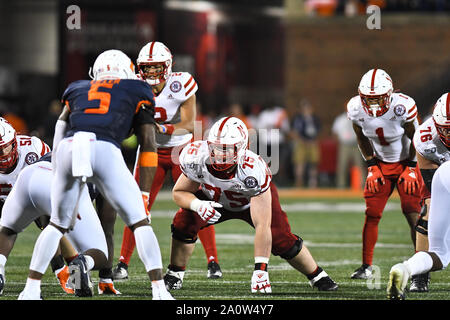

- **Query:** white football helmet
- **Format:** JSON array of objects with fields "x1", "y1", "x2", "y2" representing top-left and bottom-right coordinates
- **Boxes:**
[
  {"x1": 207, "y1": 116, "x2": 249, "y2": 171},
  {"x1": 432, "y1": 92, "x2": 450, "y2": 147},
  {"x1": 90, "y1": 49, "x2": 137, "y2": 80},
  {"x1": 358, "y1": 68, "x2": 393, "y2": 117},
  {"x1": 0, "y1": 117, "x2": 18, "y2": 172},
  {"x1": 136, "y1": 41, "x2": 173, "y2": 85}
]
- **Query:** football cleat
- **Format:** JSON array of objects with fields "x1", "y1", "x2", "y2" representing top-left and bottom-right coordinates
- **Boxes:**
[
  {"x1": 98, "y1": 278, "x2": 121, "y2": 295},
  {"x1": 309, "y1": 271, "x2": 338, "y2": 291},
  {"x1": 0, "y1": 273, "x2": 4, "y2": 296},
  {"x1": 113, "y1": 261, "x2": 129, "y2": 281},
  {"x1": 55, "y1": 265, "x2": 74, "y2": 294},
  {"x1": 387, "y1": 263, "x2": 411, "y2": 300},
  {"x1": 18, "y1": 290, "x2": 42, "y2": 300},
  {"x1": 351, "y1": 264, "x2": 372, "y2": 279},
  {"x1": 207, "y1": 261, "x2": 223, "y2": 279},
  {"x1": 409, "y1": 273, "x2": 430, "y2": 293},
  {"x1": 152, "y1": 281, "x2": 175, "y2": 300},
  {"x1": 164, "y1": 269, "x2": 185, "y2": 290},
  {"x1": 68, "y1": 254, "x2": 94, "y2": 297}
]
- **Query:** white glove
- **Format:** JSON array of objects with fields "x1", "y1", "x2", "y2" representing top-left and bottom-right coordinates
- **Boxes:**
[
  {"x1": 251, "y1": 270, "x2": 272, "y2": 293},
  {"x1": 190, "y1": 198, "x2": 222, "y2": 224}
]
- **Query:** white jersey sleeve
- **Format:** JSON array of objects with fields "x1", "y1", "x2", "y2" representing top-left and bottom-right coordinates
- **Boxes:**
[
  {"x1": 236, "y1": 150, "x2": 272, "y2": 197},
  {"x1": 413, "y1": 117, "x2": 450, "y2": 165}
]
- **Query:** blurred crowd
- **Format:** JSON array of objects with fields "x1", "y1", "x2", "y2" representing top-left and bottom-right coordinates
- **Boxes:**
[{"x1": 305, "y1": 0, "x2": 449, "y2": 16}]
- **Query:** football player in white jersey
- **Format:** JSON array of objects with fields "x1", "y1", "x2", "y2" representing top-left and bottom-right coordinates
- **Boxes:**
[
  {"x1": 114, "y1": 41, "x2": 221, "y2": 281},
  {"x1": 0, "y1": 153, "x2": 108, "y2": 298},
  {"x1": 163, "y1": 116, "x2": 338, "y2": 293},
  {"x1": 347, "y1": 69, "x2": 422, "y2": 280},
  {"x1": 0, "y1": 117, "x2": 77, "y2": 295},
  {"x1": 387, "y1": 93, "x2": 450, "y2": 299}
]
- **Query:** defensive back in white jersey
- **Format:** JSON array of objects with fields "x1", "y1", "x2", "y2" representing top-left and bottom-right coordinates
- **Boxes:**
[
  {"x1": 347, "y1": 92, "x2": 418, "y2": 163},
  {"x1": 0, "y1": 135, "x2": 50, "y2": 201},
  {"x1": 179, "y1": 140, "x2": 272, "y2": 212},
  {"x1": 413, "y1": 117, "x2": 450, "y2": 165},
  {"x1": 153, "y1": 71, "x2": 197, "y2": 148}
]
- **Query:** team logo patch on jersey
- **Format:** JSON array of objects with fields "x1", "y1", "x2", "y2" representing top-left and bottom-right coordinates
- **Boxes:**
[
  {"x1": 170, "y1": 81, "x2": 182, "y2": 93},
  {"x1": 25, "y1": 152, "x2": 39, "y2": 165},
  {"x1": 244, "y1": 176, "x2": 258, "y2": 188},
  {"x1": 393, "y1": 104, "x2": 406, "y2": 116}
]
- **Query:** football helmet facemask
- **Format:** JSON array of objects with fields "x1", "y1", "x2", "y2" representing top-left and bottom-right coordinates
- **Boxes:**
[
  {"x1": 136, "y1": 41, "x2": 173, "y2": 86},
  {"x1": 432, "y1": 92, "x2": 450, "y2": 148},
  {"x1": 207, "y1": 117, "x2": 249, "y2": 172},
  {"x1": 358, "y1": 68, "x2": 393, "y2": 117},
  {"x1": 0, "y1": 118, "x2": 18, "y2": 172}
]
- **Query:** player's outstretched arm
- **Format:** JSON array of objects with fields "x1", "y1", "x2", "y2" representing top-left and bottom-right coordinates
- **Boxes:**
[{"x1": 249, "y1": 189, "x2": 272, "y2": 293}]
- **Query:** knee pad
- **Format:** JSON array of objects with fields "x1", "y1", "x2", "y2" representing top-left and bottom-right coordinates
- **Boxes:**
[
  {"x1": 171, "y1": 224, "x2": 198, "y2": 244},
  {"x1": 279, "y1": 235, "x2": 303, "y2": 260},
  {"x1": 415, "y1": 217, "x2": 428, "y2": 236}
]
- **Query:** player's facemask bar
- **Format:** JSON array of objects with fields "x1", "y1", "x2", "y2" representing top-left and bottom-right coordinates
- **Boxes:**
[
  {"x1": 0, "y1": 138, "x2": 18, "y2": 171},
  {"x1": 435, "y1": 122, "x2": 450, "y2": 148},
  {"x1": 360, "y1": 94, "x2": 390, "y2": 117},
  {"x1": 207, "y1": 142, "x2": 240, "y2": 171}
]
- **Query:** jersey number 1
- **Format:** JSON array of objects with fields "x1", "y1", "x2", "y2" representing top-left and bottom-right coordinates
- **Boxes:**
[{"x1": 375, "y1": 127, "x2": 390, "y2": 146}]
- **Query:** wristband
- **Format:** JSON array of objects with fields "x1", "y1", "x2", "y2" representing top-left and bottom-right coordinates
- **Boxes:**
[
  {"x1": 190, "y1": 198, "x2": 202, "y2": 212},
  {"x1": 161, "y1": 124, "x2": 175, "y2": 135},
  {"x1": 138, "y1": 152, "x2": 158, "y2": 167},
  {"x1": 255, "y1": 263, "x2": 268, "y2": 271},
  {"x1": 255, "y1": 256, "x2": 269, "y2": 264},
  {"x1": 405, "y1": 160, "x2": 417, "y2": 167},
  {"x1": 365, "y1": 158, "x2": 378, "y2": 167}
]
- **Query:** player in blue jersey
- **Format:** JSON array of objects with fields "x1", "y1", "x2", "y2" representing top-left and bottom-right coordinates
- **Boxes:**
[{"x1": 19, "y1": 49, "x2": 173, "y2": 300}]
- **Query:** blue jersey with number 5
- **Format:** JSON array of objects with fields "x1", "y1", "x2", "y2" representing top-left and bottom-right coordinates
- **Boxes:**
[{"x1": 62, "y1": 79, "x2": 155, "y2": 148}]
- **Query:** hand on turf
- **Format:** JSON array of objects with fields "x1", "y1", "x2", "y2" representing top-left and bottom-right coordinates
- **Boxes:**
[
  {"x1": 366, "y1": 165, "x2": 385, "y2": 193},
  {"x1": 398, "y1": 166, "x2": 418, "y2": 195},
  {"x1": 251, "y1": 270, "x2": 272, "y2": 293}
]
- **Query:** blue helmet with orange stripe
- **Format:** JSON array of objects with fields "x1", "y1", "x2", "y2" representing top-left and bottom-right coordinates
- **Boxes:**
[{"x1": 358, "y1": 69, "x2": 393, "y2": 117}]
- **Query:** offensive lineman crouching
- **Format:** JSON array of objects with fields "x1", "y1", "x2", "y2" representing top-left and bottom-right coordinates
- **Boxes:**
[{"x1": 164, "y1": 116, "x2": 338, "y2": 293}]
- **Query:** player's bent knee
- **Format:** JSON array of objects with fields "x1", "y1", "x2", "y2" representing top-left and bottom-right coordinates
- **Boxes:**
[
  {"x1": 171, "y1": 224, "x2": 198, "y2": 244},
  {"x1": 279, "y1": 236, "x2": 303, "y2": 260}
]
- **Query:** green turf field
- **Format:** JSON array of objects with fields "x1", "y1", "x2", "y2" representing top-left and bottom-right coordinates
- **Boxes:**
[{"x1": 1, "y1": 192, "x2": 448, "y2": 301}]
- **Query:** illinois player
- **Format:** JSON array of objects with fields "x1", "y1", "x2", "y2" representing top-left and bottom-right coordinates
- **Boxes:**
[
  {"x1": 163, "y1": 116, "x2": 338, "y2": 293},
  {"x1": 388, "y1": 93, "x2": 450, "y2": 299},
  {"x1": 348, "y1": 69, "x2": 422, "y2": 280},
  {"x1": 18, "y1": 49, "x2": 173, "y2": 300},
  {"x1": 388, "y1": 92, "x2": 450, "y2": 295},
  {"x1": 0, "y1": 153, "x2": 108, "y2": 297},
  {"x1": 113, "y1": 41, "x2": 221, "y2": 281},
  {"x1": 0, "y1": 118, "x2": 76, "y2": 295}
]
